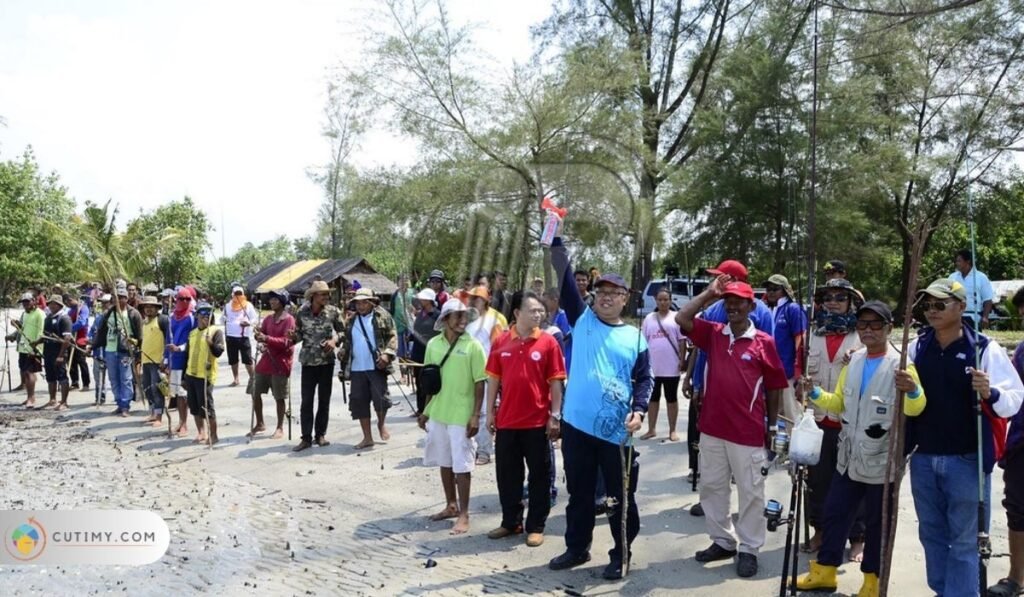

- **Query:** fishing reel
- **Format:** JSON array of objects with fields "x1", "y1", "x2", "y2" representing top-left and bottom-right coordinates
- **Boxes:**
[
  {"x1": 761, "y1": 428, "x2": 790, "y2": 476},
  {"x1": 764, "y1": 499, "x2": 785, "y2": 532}
]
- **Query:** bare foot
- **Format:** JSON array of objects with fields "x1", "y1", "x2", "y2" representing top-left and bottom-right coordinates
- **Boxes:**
[
  {"x1": 148, "y1": 419, "x2": 164, "y2": 428},
  {"x1": 450, "y1": 514, "x2": 470, "y2": 535},
  {"x1": 20, "y1": 399, "x2": 35, "y2": 408},
  {"x1": 143, "y1": 416, "x2": 158, "y2": 423},
  {"x1": 848, "y1": 541, "x2": 864, "y2": 563},
  {"x1": 246, "y1": 424, "x2": 266, "y2": 438},
  {"x1": 354, "y1": 438, "x2": 375, "y2": 450},
  {"x1": 194, "y1": 434, "x2": 208, "y2": 444},
  {"x1": 668, "y1": 431, "x2": 681, "y2": 442},
  {"x1": 55, "y1": 403, "x2": 69, "y2": 412},
  {"x1": 378, "y1": 426, "x2": 390, "y2": 441},
  {"x1": 429, "y1": 505, "x2": 459, "y2": 521},
  {"x1": 118, "y1": 410, "x2": 129, "y2": 418},
  {"x1": 209, "y1": 435, "x2": 219, "y2": 445},
  {"x1": 38, "y1": 400, "x2": 57, "y2": 410},
  {"x1": 271, "y1": 428, "x2": 284, "y2": 439},
  {"x1": 640, "y1": 430, "x2": 657, "y2": 440},
  {"x1": 174, "y1": 425, "x2": 189, "y2": 437}
]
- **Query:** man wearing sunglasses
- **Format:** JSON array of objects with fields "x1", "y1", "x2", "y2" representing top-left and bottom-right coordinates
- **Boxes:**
[
  {"x1": 805, "y1": 278, "x2": 868, "y2": 559},
  {"x1": 907, "y1": 279, "x2": 1024, "y2": 597},
  {"x1": 763, "y1": 274, "x2": 808, "y2": 425},
  {"x1": 796, "y1": 300, "x2": 925, "y2": 596}
]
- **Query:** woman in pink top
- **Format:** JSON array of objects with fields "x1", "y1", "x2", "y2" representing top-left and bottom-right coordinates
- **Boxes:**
[{"x1": 640, "y1": 287, "x2": 686, "y2": 441}]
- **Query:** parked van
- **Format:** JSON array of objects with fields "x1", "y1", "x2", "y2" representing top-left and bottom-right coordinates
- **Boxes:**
[{"x1": 636, "y1": 277, "x2": 710, "y2": 316}]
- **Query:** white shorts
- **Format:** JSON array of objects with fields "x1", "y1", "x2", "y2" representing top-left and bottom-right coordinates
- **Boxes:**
[
  {"x1": 169, "y1": 370, "x2": 184, "y2": 397},
  {"x1": 423, "y1": 420, "x2": 477, "y2": 474}
]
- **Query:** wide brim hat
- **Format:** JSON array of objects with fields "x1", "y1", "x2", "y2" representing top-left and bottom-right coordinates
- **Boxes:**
[
  {"x1": 814, "y1": 278, "x2": 865, "y2": 307},
  {"x1": 434, "y1": 299, "x2": 479, "y2": 331},
  {"x1": 348, "y1": 288, "x2": 378, "y2": 304},
  {"x1": 304, "y1": 280, "x2": 331, "y2": 299},
  {"x1": 765, "y1": 274, "x2": 795, "y2": 298},
  {"x1": 138, "y1": 296, "x2": 162, "y2": 310},
  {"x1": 415, "y1": 288, "x2": 437, "y2": 302},
  {"x1": 47, "y1": 295, "x2": 65, "y2": 309}
]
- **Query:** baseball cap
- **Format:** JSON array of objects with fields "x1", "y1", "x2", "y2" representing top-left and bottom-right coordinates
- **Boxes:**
[
  {"x1": 857, "y1": 300, "x2": 893, "y2": 323},
  {"x1": 707, "y1": 260, "x2": 749, "y2": 282},
  {"x1": 19, "y1": 292, "x2": 34, "y2": 303},
  {"x1": 415, "y1": 288, "x2": 436, "y2": 302},
  {"x1": 428, "y1": 270, "x2": 445, "y2": 282},
  {"x1": 824, "y1": 260, "x2": 846, "y2": 274},
  {"x1": 721, "y1": 281, "x2": 755, "y2": 301},
  {"x1": 465, "y1": 285, "x2": 490, "y2": 302},
  {"x1": 195, "y1": 302, "x2": 214, "y2": 316},
  {"x1": 594, "y1": 273, "x2": 629, "y2": 291},
  {"x1": 917, "y1": 278, "x2": 967, "y2": 302}
]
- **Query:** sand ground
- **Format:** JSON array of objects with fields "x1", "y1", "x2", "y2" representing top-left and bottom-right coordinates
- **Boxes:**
[{"x1": 0, "y1": 332, "x2": 1011, "y2": 596}]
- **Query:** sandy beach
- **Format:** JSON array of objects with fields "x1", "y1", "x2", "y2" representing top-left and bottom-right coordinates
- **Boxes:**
[{"x1": 0, "y1": 342, "x2": 1010, "y2": 596}]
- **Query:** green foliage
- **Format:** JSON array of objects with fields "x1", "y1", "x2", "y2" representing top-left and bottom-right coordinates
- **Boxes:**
[
  {"x1": 123, "y1": 197, "x2": 210, "y2": 287},
  {"x1": 202, "y1": 235, "x2": 297, "y2": 299},
  {"x1": 0, "y1": 147, "x2": 79, "y2": 301}
]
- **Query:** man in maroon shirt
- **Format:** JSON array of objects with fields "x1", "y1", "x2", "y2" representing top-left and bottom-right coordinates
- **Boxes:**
[
  {"x1": 485, "y1": 291, "x2": 566, "y2": 548},
  {"x1": 676, "y1": 275, "x2": 789, "y2": 578},
  {"x1": 249, "y1": 289, "x2": 295, "y2": 439}
]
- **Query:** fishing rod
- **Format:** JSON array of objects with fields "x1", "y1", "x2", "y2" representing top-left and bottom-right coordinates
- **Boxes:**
[{"x1": 3, "y1": 311, "x2": 12, "y2": 392}]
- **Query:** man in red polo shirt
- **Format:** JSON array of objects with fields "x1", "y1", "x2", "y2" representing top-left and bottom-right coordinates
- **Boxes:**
[
  {"x1": 485, "y1": 291, "x2": 566, "y2": 548},
  {"x1": 676, "y1": 275, "x2": 789, "y2": 578}
]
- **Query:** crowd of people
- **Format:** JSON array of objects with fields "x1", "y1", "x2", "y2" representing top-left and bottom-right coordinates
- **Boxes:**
[{"x1": 3, "y1": 238, "x2": 1024, "y2": 595}]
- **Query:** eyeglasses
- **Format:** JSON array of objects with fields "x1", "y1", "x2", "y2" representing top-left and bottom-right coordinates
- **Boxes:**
[
  {"x1": 595, "y1": 289, "x2": 627, "y2": 298},
  {"x1": 920, "y1": 299, "x2": 955, "y2": 312},
  {"x1": 855, "y1": 320, "x2": 887, "y2": 330},
  {"x1": 821, "y1": 293, "x2": 849, "y2": 303}
]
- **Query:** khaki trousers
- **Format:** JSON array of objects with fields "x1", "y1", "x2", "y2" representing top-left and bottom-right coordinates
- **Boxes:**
[{"x1": 699, "y1": 433, "x2": 768, "y2": 554}]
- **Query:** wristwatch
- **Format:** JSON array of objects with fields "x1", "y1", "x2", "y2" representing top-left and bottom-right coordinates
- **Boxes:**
[{"x1": 549, "y1": 411, "x2": 562, "y2": 421}]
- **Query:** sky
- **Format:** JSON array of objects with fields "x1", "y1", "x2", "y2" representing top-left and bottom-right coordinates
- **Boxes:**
[{"x1": 0, "y1": 0, "x2": 553, "y2": 257}]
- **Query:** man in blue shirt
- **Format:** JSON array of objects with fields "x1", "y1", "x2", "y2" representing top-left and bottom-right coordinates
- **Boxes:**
[
  {"x1": 763, "y1": 273, "x2": 808, "y2": 424},
  {"x1": 549, "y1": 233, "x2": 653, "y2": 581},
  {"x1": 949, "y1": 248, "x2": 995, "y2": 329}
]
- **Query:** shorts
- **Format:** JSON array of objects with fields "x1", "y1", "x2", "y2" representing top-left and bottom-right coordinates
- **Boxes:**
[
  {"x1": 423, "y1": 420, "x2": 477, "y2": 474},
  {"x1": 183, "y1": 374, "x2": 215, "y2": 419},
  {"x1": 18, "y1": 353, "x2": 42, "y2": 374},
  {"x1": 349, "y1": 370, "x2": 391, "y2": 419},
  {"x1": 1004, "y1": 447, "x2": 1024, "y2": 531},
  {"x1": 651, "y1": 375, "x2": 680, "y2": 403},
  {"x1": 169, "y1": 369, "x2": 184, "y2": 397},
  {"x1": 253, "y1": 372, "x2": 288, "y2": 401},
  {"x1": 226, "y1": 336, "x2": 253, "y2": 366},
  {"x1": 43, "y1": 355, "x2": 69, "y2": 384}
]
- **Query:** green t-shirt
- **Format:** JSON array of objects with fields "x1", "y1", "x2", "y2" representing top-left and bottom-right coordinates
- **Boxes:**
[
  {"x1": 106, "y1": 309, "x2": 132, "y2": 353},
  {"x1": 392, "y1": 289, "x2": 416, "y2": 333},
  {"x1": 17, "y1": 309, "x2": 44, "y2": 354},
  {"x1": 423, "y1": 332, "x2": 487, "y2": 426}
]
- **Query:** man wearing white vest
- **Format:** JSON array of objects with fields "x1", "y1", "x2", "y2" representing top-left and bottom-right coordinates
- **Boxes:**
[{"x1": 796, "y1": 300, "x2": 926, "y2": 596}]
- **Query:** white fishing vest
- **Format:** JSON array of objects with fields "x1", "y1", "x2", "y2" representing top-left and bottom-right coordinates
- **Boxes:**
[
  {"x1": 836, "y1": 345, "x2": 902, "y2": 485},
  {"x1": 806, "y1": 332, "x2": 862, "y2": 425}
]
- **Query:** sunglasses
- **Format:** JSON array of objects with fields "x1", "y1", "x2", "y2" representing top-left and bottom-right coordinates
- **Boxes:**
[
  {"x1": 821, "y1": 293, "x2": 849, "y2": 303},
  {"x1": 855, "y1": 320, "x2": 888, "y2": 330},
  {"x1": 919, "y1": 299, "x2": 955, "y2": 312}
]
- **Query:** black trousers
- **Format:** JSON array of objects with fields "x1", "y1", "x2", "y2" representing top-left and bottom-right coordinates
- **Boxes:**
[
  {"x1": 496, "y1": 427, "x2": 552, "y2": 533},
  {"x1": 808, "y1": 426, "x2": 866, "y2": 540},
  {"x1": 413, "y1": 366, "x2": 427, "y2": 415},
  {"x1": 817, "y1": 471, "x2": 887, "y2": 574},
  {"x1": 687, "y1": 396, "x2": 700, "y2": 472},
  {"x1": 562, "y1": 422, "x2": 639, "y2": 560},
  {"x1": 69, "y1": 347, "x2": 90, "y2": 387},
  {"x1": 300, "y1": 363, "x2": 334, "y2": 442}
]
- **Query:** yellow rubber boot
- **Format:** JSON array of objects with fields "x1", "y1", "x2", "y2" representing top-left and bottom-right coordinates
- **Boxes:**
[
  {"x1": 795, "y1": 560, "x2": 838, "y2": 592},
  {"x1": 857, "y1": 572, "x2": 879, "y2": 597}
]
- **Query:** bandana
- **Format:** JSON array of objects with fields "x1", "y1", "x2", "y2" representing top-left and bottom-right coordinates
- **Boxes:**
[
  {"x1": 230, "y1": 290, "x2": 249, "y2": 312},
  {"x1": 173, "y1": 287, "x2": 196, "y2": 320},
  {"x1": 814, "y1": 310, "x2": 858, "y2": 336}
]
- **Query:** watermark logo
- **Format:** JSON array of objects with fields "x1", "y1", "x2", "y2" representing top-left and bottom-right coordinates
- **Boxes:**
[
  {"x1": 6, "y1": 518, "x2": 46, "y2": 561},
  {"x1": 0, "y1": 511, "x2": 169, "y2": 565}
]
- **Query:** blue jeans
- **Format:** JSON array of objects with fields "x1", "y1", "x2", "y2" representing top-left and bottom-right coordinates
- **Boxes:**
[
  {"x1": 105, "y1": 352, "x2": 134, "y2": 411},
  {"x1": 142, "y1": 363, "x2": 164, "y2": 415},
  {"x1": 910, "y1": 453, "x2": 991, "y2": 597}
]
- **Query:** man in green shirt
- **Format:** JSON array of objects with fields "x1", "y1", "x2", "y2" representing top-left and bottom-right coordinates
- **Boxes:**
[
  {"x1": 418, "y1": 299, "x2": 487, "y2": 536},
  {"x1": 6, "y1": 292, "x2": 44, "y2": 407},
  {"x1": 390, "y1": 274, "x2": 416, "y2": 383}
]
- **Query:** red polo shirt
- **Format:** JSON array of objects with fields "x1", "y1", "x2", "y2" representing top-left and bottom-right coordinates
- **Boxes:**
[
  {"x1": 486, "y1": 327, "x2": 567, "y2": 430},
  {"x1": 688, "y1": 317, "x2": 789, "y2": 447}
]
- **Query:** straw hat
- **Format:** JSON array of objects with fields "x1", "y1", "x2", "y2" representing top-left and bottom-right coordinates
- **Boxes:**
[{"x1": 304, "y1": 280, "x2": 331, "y2": 299}]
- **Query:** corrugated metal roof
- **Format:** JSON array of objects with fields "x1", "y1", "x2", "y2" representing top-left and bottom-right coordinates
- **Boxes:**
[
  {"x1": 254, "y1": 260, "x2": 327, "y2": 293},
  {"x1": 243, "y1": 258, "x2": 398, "y2": 298}
]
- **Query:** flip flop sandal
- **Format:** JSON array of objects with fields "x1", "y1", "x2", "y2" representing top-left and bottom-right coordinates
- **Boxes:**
[{"x1": 989, "y1": 578, "x2": 1023, "y2": 597}]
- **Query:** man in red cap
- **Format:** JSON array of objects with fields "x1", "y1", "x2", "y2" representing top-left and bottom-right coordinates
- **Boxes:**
[
  {"x1": 685, "y1": 259, "x2": 773, "y2": 508},
  {"x1": 676, "y1": 275, "x2": 789, "y2": 578}
]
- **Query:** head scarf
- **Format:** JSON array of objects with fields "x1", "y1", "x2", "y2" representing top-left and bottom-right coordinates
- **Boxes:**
[
  {"x1": 173, "y1": 286, "x2": 196, "y2": 320},
  {"x1": 230, "y1": 287, "x2": 249, "y2": 312}
]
